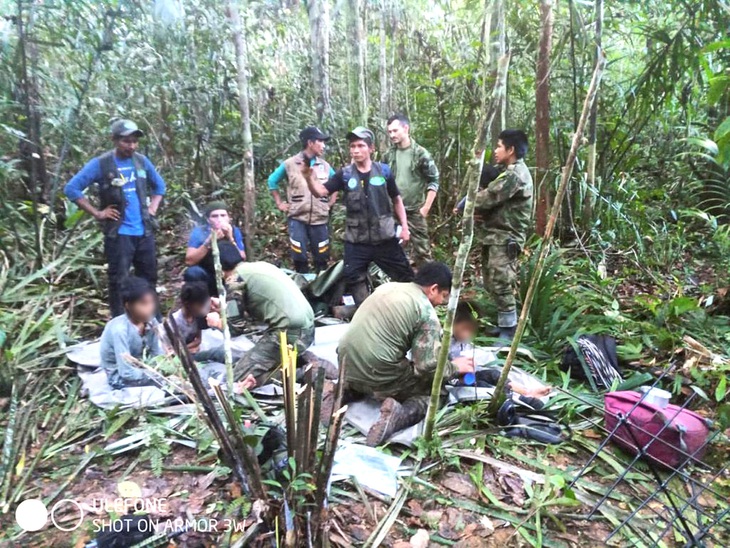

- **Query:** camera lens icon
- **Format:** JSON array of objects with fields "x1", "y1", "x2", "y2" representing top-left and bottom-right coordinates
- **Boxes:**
[
  {"x1": 15, "y1": 498, "x2": 85, "y2": 532},
  {"x1": 15, "y1": 499, "x2": 48, "y2": 532}
]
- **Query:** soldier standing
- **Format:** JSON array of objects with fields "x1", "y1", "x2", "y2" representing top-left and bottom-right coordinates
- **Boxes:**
[
  {"x1": 267, "y1": 127, "x2": 336, "y2": 273},
  {"x1": 64, "y1": 119, "x2": 166, "y2": 317},
  {"x1": 384, "y1": 114, "x2": 440, "y2": 267},
  {"x1": 474, "y1": 129, "x2": 533, "y2": 340},
  {"x1": 305, "y1": 127, "x2": 414, "y2": 305}
]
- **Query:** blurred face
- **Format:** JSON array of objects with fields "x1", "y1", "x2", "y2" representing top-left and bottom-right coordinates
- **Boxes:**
[
  {"x1": 387, "y1": 120, "x2": 410, "y2": 146},
  {"x1": 208, "y1": 209, "x2": 231, "y2": 230},
  {"x1": 493, "y1": 139, "x2": 516, "y2": 166},
  {"x1": 453, "y1": 321, "x2": 477, "y2": 343},
  {"x1": 126, "y1": 293, "x2": 156, "y2": 322},
  {"x1": 114, "y1": 135, "x2": 139, "y2": 159},
  {"x1": 424, "y1": 284, "x2": 450, "y2": 307},
  {"x1": 349, "y1": 139, "x2": 373, "y2": 164},
  {"x1": 306, "y1": 139, "x2": 327, "y2": 157},
  {"x1": 188, "y1": 300, "x2": 210, "y2": 318}
]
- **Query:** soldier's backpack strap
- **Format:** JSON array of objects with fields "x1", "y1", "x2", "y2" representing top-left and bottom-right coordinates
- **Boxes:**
[{"x1": 98, "y1": 150, "x2": 119, "y2": 188}]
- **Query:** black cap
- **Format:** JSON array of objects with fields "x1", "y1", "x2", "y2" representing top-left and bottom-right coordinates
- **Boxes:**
[
  {"x1": 111, "y1": 119, "x2": 144, "y2": 138},
  {"x1": 299, "y1": 126, "x2": 330, "y2": 144},
  {"x1": 346, "y1": 126, "x2": 375, "y2": 145}
]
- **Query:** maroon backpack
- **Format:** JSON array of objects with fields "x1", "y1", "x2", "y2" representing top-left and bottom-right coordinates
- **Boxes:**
[{"x1": 604, "y1": 391, "x2": 712, "y2": 469}]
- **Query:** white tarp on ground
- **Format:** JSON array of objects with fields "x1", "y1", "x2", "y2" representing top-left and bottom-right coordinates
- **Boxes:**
[
  {"x1": 67, "y1": 326, "x2": 550, "y2": 447},
  {"x1": 66, "y1": 325, "x2": 349, "y2": 410},
  {"x1": 330, "y1": 442, "x2": 402, "y2": 497}
]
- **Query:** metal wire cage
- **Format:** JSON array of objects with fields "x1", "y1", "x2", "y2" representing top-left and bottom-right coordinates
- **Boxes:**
[{"x1": 563, "y1": 364, "x2": 729, "y2": 547}]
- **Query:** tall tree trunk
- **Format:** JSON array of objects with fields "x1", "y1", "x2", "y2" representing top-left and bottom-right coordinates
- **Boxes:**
[
  {"x1": 583, "y1": 0, "x2": 603, "y2": 228},
  {"x1": 378, "y1": 0, "x2": 388, "y2": 146},
  {"x1": 487, "y1": 55, "x2": 606, "y2": 417},
  {"x1": 307, "y1": 0, "x2": 332, "y2": 124},
  {"x1": 226, "y1": 0, "x2": 256, "y2": 252},
  {"x1": 49, "y1": 11, "x2": 117, "y2": 211},
  {"x1": 479, "y1": 0, "x2": 493, "y2": 100},
  {"x1": 15, "y1": 0, "x2": 47, "y2": 265},
  {"x1": 350, "y1": 0, "x2": 368, "y2": 124},
  {"x1": 534, "y1": 0, "x2": 554, "y2": 237},
  {"x1": 489, "y1": 0, "x2": 506, "y2": 141},
  {"x1": 497, "y1": 0, "x2": 507, "y2": 131},
  {"x1": 423, "y1": 54, "x2": 511, "y2": 442}
]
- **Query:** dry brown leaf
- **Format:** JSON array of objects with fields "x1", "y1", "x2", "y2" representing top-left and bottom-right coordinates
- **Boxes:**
[{"x1": 441, "y1": 472, "x2": 478, "y2": 499}]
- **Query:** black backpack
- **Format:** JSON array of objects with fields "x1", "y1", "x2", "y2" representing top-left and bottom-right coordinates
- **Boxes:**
[{"x1": 562, "y1": 334, "x2": 622, "y2": 391}]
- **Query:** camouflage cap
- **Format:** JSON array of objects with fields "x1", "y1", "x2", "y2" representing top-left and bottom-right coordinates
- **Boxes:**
[{"x1": 111, "y1": 119, "x2": 144, "y2": 139}]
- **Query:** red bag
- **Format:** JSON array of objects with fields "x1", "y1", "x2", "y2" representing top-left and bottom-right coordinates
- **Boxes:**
[{"x1": 604, "y1": 391, "x2": 711, "y2": 469}]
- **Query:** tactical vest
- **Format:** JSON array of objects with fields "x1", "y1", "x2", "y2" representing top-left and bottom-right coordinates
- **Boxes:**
[
  {"x1": 97, "y1": 151, "x2": 153, "y2": 237},
  {"x1": 342, "y1": 162, "x2": 396, "y2": 244},
  {"x1": 283, "y1": 152, "x2": 331, "y2": 225}
]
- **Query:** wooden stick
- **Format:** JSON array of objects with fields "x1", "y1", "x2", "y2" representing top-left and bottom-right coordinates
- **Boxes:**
[
  {"x1": 212, "y1": 384, "x2": 267, "y2": 500},
  {"x1": 314, "y1": 405, "x2": 347, "y2": 515},
  {"x1": 424, "y1": 52, "x2": 512, "y2": 441},
  {"x1": 487, "y1": 52, "x2": 607, "y2": 416},
  {"x1": 163, "y1": 319, "x2": 250, "y2": 492},
  {"x1": 210, "y1": 232, "x2": 234, "y2": 394}
]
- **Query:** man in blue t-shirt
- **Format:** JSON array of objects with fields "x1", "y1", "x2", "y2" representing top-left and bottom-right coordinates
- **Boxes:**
[
  {"x1": 184, "y1": 201, "x2": 246, "y2": 296},
  {"x1": 64, "y1": 119, "x2": 166, "y2": 317}
]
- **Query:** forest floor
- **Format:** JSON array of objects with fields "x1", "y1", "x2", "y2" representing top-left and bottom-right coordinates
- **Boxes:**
[{"x1": 1, "y1": 219, "x2": 729, "y2": 547}]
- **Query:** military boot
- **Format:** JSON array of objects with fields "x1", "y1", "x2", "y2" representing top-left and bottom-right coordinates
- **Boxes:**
[
  {"x1": 498, "y1": 326, "x2": 516, "y2": 340},
  {"x1": 366, "y1": 398, "x2": 426, "y2": 447},
  {"x1": 497, "y1": 310, "x2": 518, "y2": 341}
]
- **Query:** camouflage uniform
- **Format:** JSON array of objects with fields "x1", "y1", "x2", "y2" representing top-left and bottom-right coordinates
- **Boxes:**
[
  {"x1": 474, "y1": 159, "x2": 533, "y2": 328},
  {"x1": 226, "y1": 262, "x2": 315, "y2": 385},
  {"x1": 383, "y1": 141, "x2": 439, "y2": 266},
  {"x1": 338, "y1": 282, "x2": 456, "y2": 415}
]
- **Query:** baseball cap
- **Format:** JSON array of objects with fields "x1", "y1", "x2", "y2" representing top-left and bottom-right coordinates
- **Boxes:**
[
  {"x1": 299, "y1": 126, "x2": 331, "y2": 143},
  {"x1": 346, "y1": 126, "x2": 375, "y2": 145},
  {"x1": 111, "y1": 119, "x2": 144, "y2": 139}
]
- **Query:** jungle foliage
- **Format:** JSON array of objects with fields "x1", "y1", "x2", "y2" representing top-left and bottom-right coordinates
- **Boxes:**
[{"x1": 0, "y1": 0, "x2": 729, "y2": 545}]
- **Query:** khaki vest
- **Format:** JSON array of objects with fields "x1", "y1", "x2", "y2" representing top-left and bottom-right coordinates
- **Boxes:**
[{"x1": 283, "y1": 152, "x2": 331, "y2": 225}]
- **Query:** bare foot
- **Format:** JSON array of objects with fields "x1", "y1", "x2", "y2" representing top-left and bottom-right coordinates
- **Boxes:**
[{"x1": 523, "y1": 386, "x2": 552, "y2": 398}]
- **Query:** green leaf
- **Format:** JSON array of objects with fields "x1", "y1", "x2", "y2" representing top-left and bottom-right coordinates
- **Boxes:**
[
  {"x1": 715, "y1": 375, "x2": 727, "y2": 402},
  {"x1": 714, "y1": 116, "x2": 730, "y2": 143}
]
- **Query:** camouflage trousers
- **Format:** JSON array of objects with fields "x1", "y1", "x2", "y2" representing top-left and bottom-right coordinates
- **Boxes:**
[
  {"x1": 405, "y1": 208, "x2": 433, "y2": 267},
  {"x1": 343, "y1": 360, "x2": 442, "y2": 418},
  {"x1": 481, "y1": 243, "x2": 519, "y2": 319},
  {"x1": 233, "y1": 325, "x2": 315, "y2": 385}
]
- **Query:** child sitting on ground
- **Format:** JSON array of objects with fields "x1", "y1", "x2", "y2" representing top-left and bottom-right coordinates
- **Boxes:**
[
  {"x1": 170, "y1": 281, "x2": 256, "y2": 393},
  {"x1": 449, "y1": 301, "x2": 551, "y2": 399},
  {"x1": 100, "y1": 277, "x2": 165, "y2": 389},
  {"x1": 170, "y1": 282, "x2": 220, "y2": 360}
]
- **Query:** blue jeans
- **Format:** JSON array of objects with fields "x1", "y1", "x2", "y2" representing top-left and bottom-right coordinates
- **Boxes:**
[
  {"x1": 288, "y1": 219, "x2": 330, "y2": 273},
  {"x1": 183, "y1": 265, "x2": 218, "y2": 296}
]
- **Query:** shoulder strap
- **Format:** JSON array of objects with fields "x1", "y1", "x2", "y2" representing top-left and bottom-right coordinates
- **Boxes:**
[
  {"x1": 98, "y1": 150, "x2": 118, "y2": 184},
  {"x1": 132, "y1": 153, "x2": 147, "y2": 174}
]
